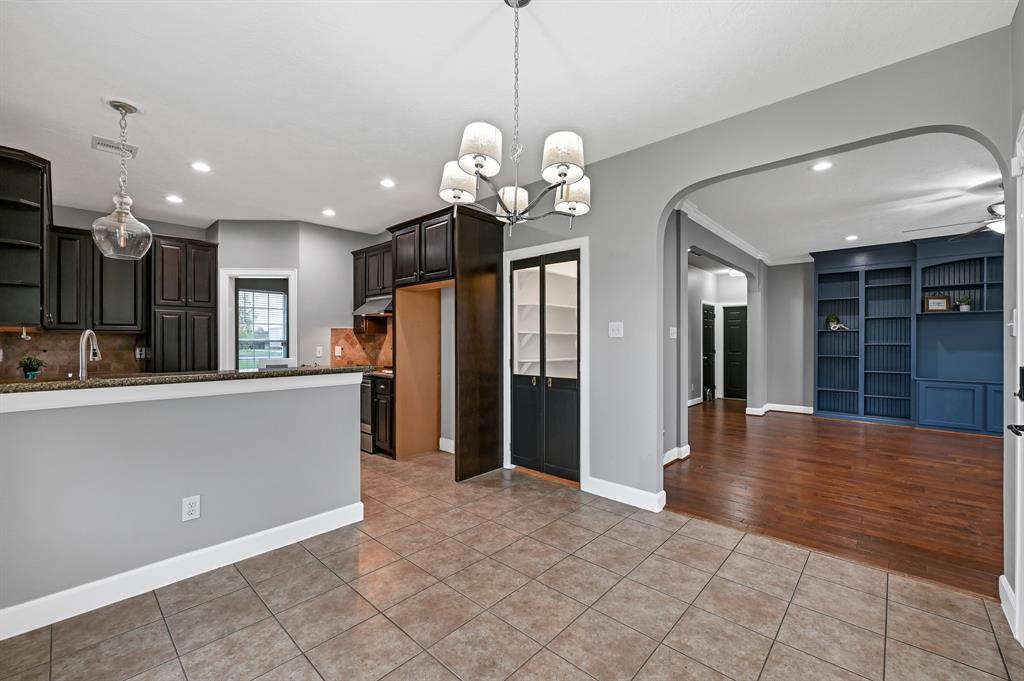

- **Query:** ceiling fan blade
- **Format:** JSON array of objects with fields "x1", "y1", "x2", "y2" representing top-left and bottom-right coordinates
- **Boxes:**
[
  {"x1": 903, "y1": 218, "x2": 992, "y2": 233},
  {"x1": 948, "y1": 225, "x2": 991, "y2": 242}
]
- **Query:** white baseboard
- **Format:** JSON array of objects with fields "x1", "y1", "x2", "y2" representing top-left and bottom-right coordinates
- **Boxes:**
[
  {"x1": 662, "y1": 445, "x2": 691, "y2": 465},
  {"x1": 746, "y1": 403, "x2": 813, "y2": 417},
  {"x1": 582, "y1": 476, "x2": 666, "y2": 512},
  {"x1": 687, "y1": 397, "x2": 703, "y2": 407},
  {"x1": 438, "y1": 437, "x2": 455, "y2": 454},
  {"x1": 1001, "y1": 574, "x2": 1018, "y2": 640},
  {"x1": 0, "y1": 501, "x2": 364, "y2": 640}
]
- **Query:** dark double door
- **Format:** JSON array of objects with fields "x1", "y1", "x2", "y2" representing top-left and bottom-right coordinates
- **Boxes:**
[
  {"x1": 702, "y1": 304, "x2": 716, "y2": 401},
  {"x1": 723, "y1": 306, "x2": 747, "y2": 399},
  {"x1": 511, "y1": 250, "x2": 580, "y2": 481}
]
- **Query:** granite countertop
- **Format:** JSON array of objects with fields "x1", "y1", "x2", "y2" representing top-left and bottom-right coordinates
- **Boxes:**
[
  {"x1": 370, "y1": 367, "x2": 395, "y2": 379},
  {"x1": 0, "y1": 366, "x2": 372, "y2": 394}
]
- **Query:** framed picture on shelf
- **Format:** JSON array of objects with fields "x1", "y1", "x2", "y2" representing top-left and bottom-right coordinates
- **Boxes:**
[{"x1": 924, "y1": 295, "x2": 951, "y2": 312}]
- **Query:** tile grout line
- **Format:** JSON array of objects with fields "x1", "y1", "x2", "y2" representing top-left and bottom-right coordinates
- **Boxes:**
[
  {"x1": 755, "y1": 550, "x2": 809, "y2": 681},
  {"x1": 984, "y1": 596, "x2": 1014, "y2": 679}
]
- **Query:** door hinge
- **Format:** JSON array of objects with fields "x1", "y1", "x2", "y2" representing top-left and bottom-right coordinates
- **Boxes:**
[{"x1": 1013, "y1": 156, "x2": 1022, "y2": 178}]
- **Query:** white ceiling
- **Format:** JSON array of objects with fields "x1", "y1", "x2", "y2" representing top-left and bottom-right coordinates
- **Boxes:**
[
  {"x1": 686, "y1": 133, "x2": 1003, "y2": 263},
  {"x1": 0, "y1": 1, "x2": 1017, "y2": 233}
]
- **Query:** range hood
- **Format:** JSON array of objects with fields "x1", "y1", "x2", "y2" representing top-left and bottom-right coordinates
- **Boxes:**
[{"x1": 354, "y1": 295, "x2": 392, "y2": 316}]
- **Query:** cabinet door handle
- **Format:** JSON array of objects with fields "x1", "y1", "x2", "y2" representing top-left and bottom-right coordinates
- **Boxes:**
[
  {"x1": 531, "y1": 376, "x2": 536, "y2": 386},
  {"x1": 45, "y1": 313, "x2": 53, "y2": 323},
  {"x1": 547, "y1": 377, "x2": 552, "y2": 388}
]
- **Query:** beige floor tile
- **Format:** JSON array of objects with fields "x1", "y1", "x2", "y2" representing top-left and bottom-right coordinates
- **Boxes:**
[
  {"x1": 694, "y1": 576, "x2": 788, "y2": 638},
  {"x1": 717, "y1": 552, "x2": 800, "y2": 600},
  {"x1": 393, "y1": 495, "x2": 454, "y2": 520},
  {"x1": 5, "y1": 664, "x2": 52, "y2": 681},
  {"x1": 430, "y1": 612, "x2": 540, "y2": 681},
  {"x1": 777, "y1": 604, "x2": 884, "y2": 681},
  {"x1": 369, "y1": 484, "x2": 431, "y2": 508},
  {"x1": 320, "y1": 539, "x2": 400, "y2": 581},
  {"x1": 454, "y1": 521, "x2": 524, "y2": 555},
  {"x1": 574, "y1": 535, "x2": 650, "y2": 575},
  {"x1": 888, "y1": 574, "x2": 991, "y2": 630},
  {"x1": 589, "y1": 497, "x2": 637, "y2": 517},
  {"x1": 548, "y1": 609, "x2": 658, "y2": 681},
  {"x1": 675, "y1": 518, "x2": 744, "y2": 550},
  {"x1": 406, "y1": 538, "x2": 485, "y2": 579},
  {"x1": 356, "y1": 509, "x2": 418, "y2": 538},
  {"x1": 155, "y1": 565, "x2": 247, "y2": 615},
  {"x1": 629, "y1": 509, "x2": 690, "y2": 533},
  {"x1": 491, "y1": 537, "x2": 568, "y2": 578},
  {"x1": 127, "y1": 659, "x2": 187, "y2": 681},
  {"x1": 803, "y1": 552, "x2": 887, "y2": 597},
  {"x1": 52, "y1": 620, "x2": 177, "y2": 681},
  {"x1": 604, "y1": 518, "x2": 674, "y2": 552},
  {"x1": 530, "y1": 519, "x2": 599, "y2": 553},
  {"x1": 0, "y1": 627, "x2": 50, "y2": 678},
  {"x1": 508, "y1": 649, "x2": 594, "y2": 681},
  {"x1": 458, "y1": 494, "x2": 526, "y2": 518},
  {"x1": 252, "y1": 656, "x2": 321, "y2": 680},
  {"x1": 276, "y1": 584, "x2": 377, "y2": 651},
  {"x1": 179, "y1": 619, "x2": 298, "y2": 681},
  {"x1": 793, "y1": 573, "x2": 886, "y2": 633},
  {"x1": 52, "y1": 592, "x2": 163, "y2": 659},
  {"x1": 384, "y1": 583, "x2": 481, "y2": 647},
  {"x1": 560, "y1": 507, "x2": 625, "y2": 533},
  {"x1": 538, "y1": 555, "x2": 621, "y2": 605},
  {"x1": 236, "y1": 544, "x2": 317, "y2": 584},
  {"x1": 655, "y1": 534, "x2": 731, "y2": 573},
  {"x1": 380, "y1": 652, "x2": 459, "y2": 680},
  {"x1": 300, "y1": 525, "x2": 370, "y2": 559},
  {"x1": 252, "y1": 562, "x2": 343, "y2": 613},
  {"x1": 887, "y1": 601, "x2": 1006, "y2": 678},
  {"x1": 165, "y1": 587, "x2": 269, "y2": 653},
  {"x1": 421, "y1": 508, "x2": 487, "y2": 537},
  {"x1": 760, "y1": 642, "x2": 866, "y2": 681},
  {"x1": 490, "y1": 581, "x2": 587, "y2": 645},
  {"x1": 443, "y1": 557, "x2": 531, "y2": 608},
  {"x1": 986, "y1": 600, "x2": 1024, "y2": 680},
  {"x1": 663, "y1": 607, "x2": 772, "y2": 681},
  {"x1": 734, "y1": 534, "x2": 809, "y2": 571},
  {"x1": 494, "y1": 507, "x2": 560, "y2": 534},
  {"x1": 349, "y1": 559, "x2": 438, "y2": 610},
  {"x1": 307, "y1": 614, "x2": 420, "y2": 681},
  {"x1": 634, "y1": 645, "x2": 730, "y2": 681},
  {"x1": 885, "y1": 639, "x2": 1006, "y2": 681},
  {"x1": 376, "y1": 523, "x2": 448, "y2": 557},
  {"x1": 593, "y1": 578, "x2": 689, "y2": 640},
  {"x1": 628, "y1": 554, "x2": 712, "y2": 602}
]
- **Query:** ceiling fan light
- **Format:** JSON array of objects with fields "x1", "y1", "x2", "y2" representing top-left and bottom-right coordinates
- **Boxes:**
[
  {"x1": 91, "y1": 192, "x2": 153, "y2": 260},
  {"x1": 496, "y1": 186, "x2": 529, "y2": 223},
  {"x1": 554, "y1": 175, "x2": 590, "y2": 216},
  {"x1": 439, "y1": 161, "x2": 476, "y2": 204},
  {"x1": 989, "y1": 219, "x2": 1006, "y2": 235},
  {"x1": 989, "y1": 202, "x2": 1006, "y2": 217},
  {"x1": 541, "y1": 131, "x2": 585, "y2": 185},
  {"x1": 457, "y1": 122, "x2": 502, "y2": 177}
]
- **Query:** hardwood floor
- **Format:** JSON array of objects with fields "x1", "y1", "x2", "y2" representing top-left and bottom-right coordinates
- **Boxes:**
[{"x1": 664, "y1": 399, "x2": 1003, "y2": 597}]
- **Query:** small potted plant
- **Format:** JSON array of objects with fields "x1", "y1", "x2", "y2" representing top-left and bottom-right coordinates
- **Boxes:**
[
  {"x1": 956, "y1": 295, "x2": 973, "y2": 312},
  {"x1": 18, "y1": 355, "x2": 45, "y2": 380}
]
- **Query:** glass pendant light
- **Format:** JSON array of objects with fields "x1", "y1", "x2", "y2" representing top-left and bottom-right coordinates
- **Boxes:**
[{"x1": 92, "y1": 100, "x2": 152, "y2": 260}]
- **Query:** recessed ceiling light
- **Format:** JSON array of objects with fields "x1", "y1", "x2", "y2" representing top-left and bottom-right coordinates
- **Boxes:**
[
  {"x1": 727, "y1": 269, "x2": 743, "y2": 277},
  {"x1": 321, "y1": 208, "x2": 336, "y2": 217},
  {"x1": 165, "y1": 194, "x2": 183, "y2": 204},
  {"x1": 811, "y1": 160, "x2": 833, "y2": 172},
  {"x1": 845, "y1": 234, "x2": 858, "y2": 242},
  {"x1": 190, "y1": 161, "x2": 211, "y2": 173},
  {"x1": 380, "y1": 178, "x2": 396, "y2": 189}
]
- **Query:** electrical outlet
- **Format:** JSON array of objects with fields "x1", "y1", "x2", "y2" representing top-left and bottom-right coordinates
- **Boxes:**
[
  {"x1": 334, "y1": 346, "x2": 343, "y2": 357},
  {"x1": 608, "y1": 321, "x2": 624, "y2": 338},
  {"x1": 315, "y1": 346, "x2": 324, "y2": 358},
  {"x1": 669, "y1": 326, "x2": 677, "y2": 339},
  {"x1": 181, "y1": 495, "x2": 201, "y2": 522},
  {"x1": 134, "y1": 347, "x2": 146, "y2": 359}
]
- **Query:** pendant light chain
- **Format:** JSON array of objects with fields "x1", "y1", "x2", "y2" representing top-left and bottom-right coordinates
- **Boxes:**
[
  {"x1": 511, "y1": 0, "x2": 522, "y2": 172},
  {"x1": 118, "y1": 109, "x2": 130, "y2": 195}
]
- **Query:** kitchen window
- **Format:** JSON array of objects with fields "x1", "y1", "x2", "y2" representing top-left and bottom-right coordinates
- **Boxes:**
[{"x1": 235, "y1": 278, "x2": 289, "y2": 371}]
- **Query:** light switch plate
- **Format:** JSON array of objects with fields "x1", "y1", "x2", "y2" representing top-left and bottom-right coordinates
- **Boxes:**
[
  {"x1": 315, "y1": 346, "x2": 324, "y2": 358},
  {"x1": 669, "y1": 326, "x2": 677, "y2": 339},
  {"x1": 608, "y1": 321, "x2": 624, "y2": 338}
]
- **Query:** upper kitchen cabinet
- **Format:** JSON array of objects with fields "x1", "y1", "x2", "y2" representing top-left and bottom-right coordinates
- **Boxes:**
[
  {"x1": 0, "y1": 146, "x2": 51, "y2": 326},
  {"x1": 389, "y1": 212, "x2": 453, "y2": 287},
  {"x1": 44, "y1": 227, "x2": 90, "y2": 330},
  {"x1": 365, "y1": 242, "x2": 393, "y2": 297},
  {"x1": 352, "y1": 241, "x2": 392, "y2": 333},
  {"x1": 153, "y1": 236, "x2": 187, "y2": 306},
  {"x1": 148, "y1": 235, "x2": 218, "y2": 371},
  {"x1": 187, "y1": 242, "x2": 217, "y2": 307},
  {"x1": 93, "y1": 244, "x2": 146, "y2": 332}
]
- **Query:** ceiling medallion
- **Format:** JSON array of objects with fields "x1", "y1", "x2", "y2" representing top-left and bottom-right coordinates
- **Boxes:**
[{"x1": 438, "y1": 0, "x2": 590, "y2": 233}]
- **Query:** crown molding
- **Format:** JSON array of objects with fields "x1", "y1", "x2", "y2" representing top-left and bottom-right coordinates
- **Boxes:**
[{"x1": 680, "y1": 200, "x2": 813, "y2": 266}]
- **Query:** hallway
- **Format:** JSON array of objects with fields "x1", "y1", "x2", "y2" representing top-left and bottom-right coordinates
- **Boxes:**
[{"x1": 664, "y1": 400, "x2": 1003, "y2": 597}]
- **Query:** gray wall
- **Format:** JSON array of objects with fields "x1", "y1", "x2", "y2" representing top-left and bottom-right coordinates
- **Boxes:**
[
  {"x1": 0, "y1": 384, "x2": 361, "y2": 608},
  {"x1": 765, "y1": 263, "x2": 815, "y2": 407},
  {"x1": 663, "y1": 220, "x2": 679, "y2": 450},
  {"x1": 504, "y1": 28, "x2": 1011, "y2": 505},
  {"x1": 441, "y1": 286, "x2": 455, "y2": 444},
  {"x1": 686, "y1": 267, "x2": 716, "y2": 402},
  {"x1": 716, "y1": 274, "x2": 748, "y2": 303},
  {"x1": 53, "y1": 205, "x2": 209, "y2": 241},
  {"x1": 214, "y1": 220, "x2": 377, "y2": 366}
]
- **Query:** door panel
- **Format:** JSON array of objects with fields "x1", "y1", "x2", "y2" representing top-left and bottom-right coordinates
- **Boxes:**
[
  {"x1": 365, "y1": 248, "x2": 383, "y2": 296},
  {"x1": 153, "y1": 238, "x2": 186, "y2": 306},
  {"x1": 512, "y1": 376, "x2": 542, "y2": 470},
  {"x1": 45, "y1": 228, "x2": 89, "y2": 329},
  {"x1": 702, "y1": 304, "x2": 715, "y2": 400},
  {"x1": 392, "y1": 224, "x2": 420, "y2": 286},
  {"x1": 187, "y1": 308, "x2": 217, "y2": 371},
  {"x1": 153, "y1": 307, "x2": 186, "y2": 372},
  {"x1": 511, "y1": 261, "x2": 542, "y2": 469},
  {"x1": 543, "y1": 378, "x2": 579, "y2": 480},
  {"x1": 93, "y1": 247, "x2": 145, "y2": 332},
  {"x1": 723, "y1": 306, "x2": 747, "y2": 399},
  {"x1": 186, "y1": 243, "x2": 217, "y2": 307},
  {"x1": 420, "y1": 214, "x2": 453, "y2": 281}
]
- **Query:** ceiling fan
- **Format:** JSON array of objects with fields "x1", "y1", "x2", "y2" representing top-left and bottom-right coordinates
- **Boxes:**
[{"x1": 902, "y1": 200, "x2": 1006, "y2": 240}]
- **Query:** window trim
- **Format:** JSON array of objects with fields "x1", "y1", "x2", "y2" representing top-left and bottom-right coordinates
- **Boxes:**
[
  {"x1": 218, "y1": 268, "x2": 299, "y2": 371},
  {"x1": 235, "y1": 282, "x2": 290, "y2": 372}
]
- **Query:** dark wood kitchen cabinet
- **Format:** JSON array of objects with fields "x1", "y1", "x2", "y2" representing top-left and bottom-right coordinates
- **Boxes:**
[
  {"x1": 0, "y1": 146, "x2": 50, "y2": 326},
  {"x1": 152, "y1": 307, "x2": 186, "y2": 372},
  {"x1": 44, "y1": 227, "x2": 90, "y2": 330},
  {"x1": 187, "y1": 308, "x2": 217, "y2": 371},
  {"x1": 352, "y1": 242, "x2": 392, "y2": 333},
  {"x1": 187, "y1": 242, "x2": 217, "y2": 307},
  {"x1": 153, "y1": 237, "x2": 187, "y2": 306},
  {"x1": 148, "y1": 236, "x2": 218, "y2": 372},
  {"x1": 373, "y1": 375, "x2": 394, "y2": 455},
  {"x1": 388, "y1": 212, "x2": 453, "y2": 287},
  {"x1": 364, "y1": 243, "x2": 393, "y2": 297},
  {"x1": 93, "y1": 246, "x2": 146, "y2": 332}
]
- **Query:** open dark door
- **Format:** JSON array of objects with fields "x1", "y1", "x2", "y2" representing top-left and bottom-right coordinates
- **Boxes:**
[
  {"x1": 723, "y1": 306, "x2": 747, "y2": 399},
  {"x1": 702, "y1": 304, "x2": 716, "y2": 401}
]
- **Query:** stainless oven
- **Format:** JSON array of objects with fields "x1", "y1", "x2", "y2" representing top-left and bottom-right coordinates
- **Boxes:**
[{"x1": 360, "y1": 377, "x2": 373, "y2": 453}]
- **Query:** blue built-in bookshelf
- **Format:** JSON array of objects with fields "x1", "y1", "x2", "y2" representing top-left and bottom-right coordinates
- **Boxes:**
[{"x1": 811, "y1": 233, "x2": 1003, "y2": 433}]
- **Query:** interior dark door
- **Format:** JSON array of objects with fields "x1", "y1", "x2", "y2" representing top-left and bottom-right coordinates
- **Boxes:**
[
  {"x1": 723, "y1": 306, "x2": 747, "y2": 399},
  {"x1": 510, "y1": 251, "x2": 580, "y2": 481},
  {"x1": 701, "y1": 304, "x2": 715, "y2": 400}
]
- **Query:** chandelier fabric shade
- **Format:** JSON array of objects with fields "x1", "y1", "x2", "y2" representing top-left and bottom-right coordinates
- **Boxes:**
[
  {"x1": 496, "y1": 186, "x2": 529, "y2": 222},
  {"x1": 541, "y1": 131, "x2": 585, "y2": 185},
  {"x1": 439, "y1": 161, "x2": 477, "y2": 204},
  {"x1": 554, "y1": 176, "x2": 591, "y2": 216},
  {"x1": 458, "y1": 122, "x2": 503, "y2": 178}
]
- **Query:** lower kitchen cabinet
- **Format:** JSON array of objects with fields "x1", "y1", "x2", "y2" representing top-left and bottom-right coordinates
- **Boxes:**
[
  {"x1": 187, "y1": 308, "x2": 217, "y2": 372},
  {"x1": 372, "y1": 376, "x2": 394, "y2": 455},
  {"x1": 152, "y1": 308, "x2": 187, "y2": 372}
]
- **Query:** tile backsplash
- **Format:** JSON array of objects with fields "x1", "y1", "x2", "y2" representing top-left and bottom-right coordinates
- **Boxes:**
[
  {"x1": 0, "y1": 331, "x2": 144, "y2": 380},
  {"x1": 331, "y1": 319, "x2": 393, "y2": 368}
]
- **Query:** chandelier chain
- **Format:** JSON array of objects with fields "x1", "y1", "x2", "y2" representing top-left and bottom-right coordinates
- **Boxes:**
[
  {"x1": 118, "y1": 110, "x2": 129, "y2": 195},
  {"x1": 511, "y1": 0, "x2": 522, "y2": 171}
]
